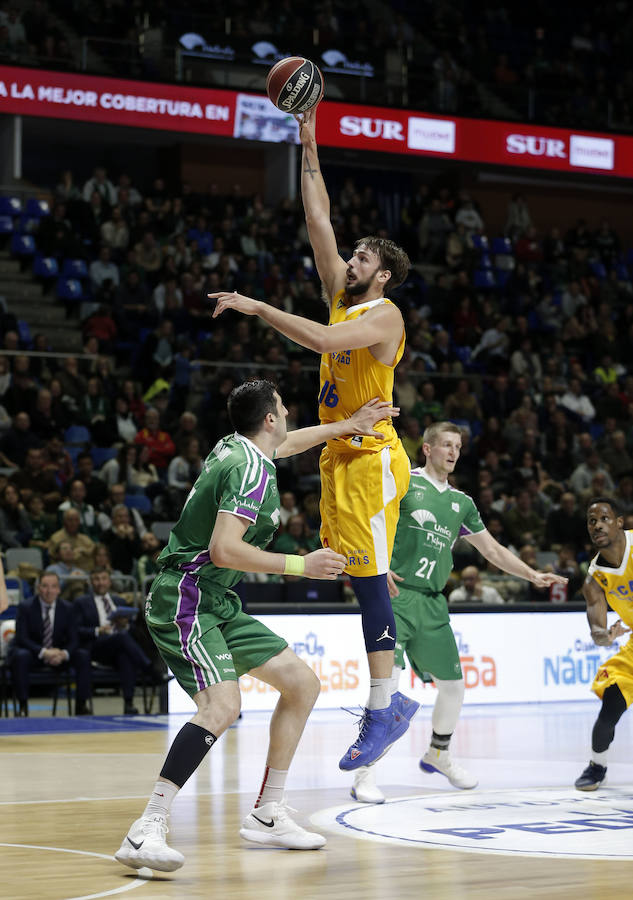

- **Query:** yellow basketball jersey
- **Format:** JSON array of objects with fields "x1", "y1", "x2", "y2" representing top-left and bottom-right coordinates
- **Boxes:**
[
  {"x1": 588, "y1": 529, "x2": 633, "y2": 629},
  {"x1": 318, "y1": 291, "x2": 405, "y2": 455}
]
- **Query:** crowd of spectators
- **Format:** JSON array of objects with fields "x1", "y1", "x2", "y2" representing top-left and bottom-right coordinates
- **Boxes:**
[
  {"x1": 2, "y1": 158, "x2": 633, "y2": 614},
  {"x1": 4, "y1": 1, "x2": 633, "y2": 131}
]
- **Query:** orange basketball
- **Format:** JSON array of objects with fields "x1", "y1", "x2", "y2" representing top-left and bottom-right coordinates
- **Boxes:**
[{"x1": 266, "y1": 56, "x2": 324, "y2": 114}]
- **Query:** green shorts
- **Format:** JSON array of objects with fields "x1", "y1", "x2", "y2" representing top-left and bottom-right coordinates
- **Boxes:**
[
  {"x1": 145, "y1": 568, "x2": 288, "y2": 697},
  {"x1": 392, "y1": 586, "x2": 462, "y2": 682}
]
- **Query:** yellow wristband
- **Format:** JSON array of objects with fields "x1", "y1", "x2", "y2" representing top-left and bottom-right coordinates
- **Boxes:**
[{"x1": 284, "y1": 554, "x2": 305, "y2": 576}]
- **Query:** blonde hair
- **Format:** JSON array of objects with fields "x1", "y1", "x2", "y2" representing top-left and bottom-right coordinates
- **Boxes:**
[{"x1": 422, "y1": 421, "x2": 463, "y2": 446}]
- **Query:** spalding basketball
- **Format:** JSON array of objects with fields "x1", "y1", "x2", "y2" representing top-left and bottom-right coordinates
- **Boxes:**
[{"x1": 266, "y1": 56, "x2": 324, "y2": 114}]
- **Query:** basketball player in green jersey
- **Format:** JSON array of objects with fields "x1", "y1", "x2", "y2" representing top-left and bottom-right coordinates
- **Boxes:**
[
  {"x1": 116, "y1": 381, "x2": 397, "y2": 870},
  {"x1": 351, "y1": 421, "x2": 568, "y2": 803}
]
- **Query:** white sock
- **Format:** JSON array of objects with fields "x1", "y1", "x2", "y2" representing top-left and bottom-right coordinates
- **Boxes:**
[
  {"x1": 590, "y1": 748, "x2": 608, "y2": 766},
  {"x1": 143, "y1": 780, "x2": 179, "y2": 819},
  {"x1": 367, "y1": 677, "x2": 391, "y2": 710},
  {"x1": 255, "y1": 766, "x2": 288, "y2": 807},
  {"x1": 390, "y1": 665, "x2": 402, "y2": 697}
]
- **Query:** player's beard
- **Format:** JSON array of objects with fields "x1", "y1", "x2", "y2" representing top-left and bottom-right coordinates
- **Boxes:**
[{"x1": 343, "y1": 265, "x2": 382, "y2": 303}]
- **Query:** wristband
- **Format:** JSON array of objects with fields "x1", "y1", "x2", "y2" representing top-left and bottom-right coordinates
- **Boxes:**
[{"x1": 284, "y1": 554, "x2": 305, "y2": 576}]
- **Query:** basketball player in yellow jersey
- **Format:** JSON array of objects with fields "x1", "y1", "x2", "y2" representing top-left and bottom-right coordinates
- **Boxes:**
[
  {"x1": 211, "y1": 105, "x2": 416, "y2": 770},
  {"x1": 575, "y1": 497, "x2": 632, "y2": 791}
]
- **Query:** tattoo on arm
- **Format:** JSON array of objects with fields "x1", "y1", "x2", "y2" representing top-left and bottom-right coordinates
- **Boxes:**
[{"x1": 303, "y1": 161, "x2": 318, "y2": 179}]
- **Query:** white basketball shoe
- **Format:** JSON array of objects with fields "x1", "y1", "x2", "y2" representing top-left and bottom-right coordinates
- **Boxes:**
[
  {"x1": 420, "y1": 748, "x2": 478, "y2": 789},
  {"x1": 240, "y1": 800, "x2": 326, "y2": 849},
  {"x1": 350, "y1": 766, "x2": 386, "y2": 804},
  {"x1": 115, "y1": 814, "x2": 185, "y2": 872}
]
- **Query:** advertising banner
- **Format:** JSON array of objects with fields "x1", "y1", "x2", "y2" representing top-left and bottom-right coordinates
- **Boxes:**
[
  {"x1": 1, "y1": 64, "x2": 632, "y2": 177},
  {"x1": 168, "y1": 610, "x2": 626, "y2": 713}
]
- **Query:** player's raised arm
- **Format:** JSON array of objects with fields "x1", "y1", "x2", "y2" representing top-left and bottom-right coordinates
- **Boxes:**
[
  {"x1": 298, "y1": 108, "x2": 347, "y2": 302},
  {"x1": 465, "y1": 529, "x2": 568, "y2": 589}
]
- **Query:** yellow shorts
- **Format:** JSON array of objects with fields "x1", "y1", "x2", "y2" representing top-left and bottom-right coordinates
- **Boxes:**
[
  {"x1": 591, "y1": 636, "x2": 633, "y2": 707},
  {"x1": 319, "y1": 440, "x2": 410, "y2": 577}
]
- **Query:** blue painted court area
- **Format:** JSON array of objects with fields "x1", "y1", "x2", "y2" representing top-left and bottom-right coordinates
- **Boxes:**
[{"x1": 0, "y1": 715, "x2": 171, "y2": 736}]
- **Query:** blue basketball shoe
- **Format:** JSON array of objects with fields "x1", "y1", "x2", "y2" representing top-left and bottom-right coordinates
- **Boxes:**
[
  {"x1": 392, "y1": 691, "x2": 420, "y2": 722},
  {"x1": 339, "y1": 702, "x2": 410, "y2": 771}
]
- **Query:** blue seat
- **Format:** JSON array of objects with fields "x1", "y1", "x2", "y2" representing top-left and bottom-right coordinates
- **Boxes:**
[
  {"x1": 62, "y1": 258, "x2": 88, "y2": 279},
  {"x1": 492, "y1": 236, "x2": 513, "y2": 255},
  {"x1": 0, "y1": 215, "x2": 13, "y2": 235},
  {"x1": 33, "y1": 254, "x2": 59, "y2": 278},
  {"x1": 57, "y1": 277, "x2": 85, "y2": 302},
  {"x1": 17, "y1": 320, "x2": 32, "y2": 348},
  {"x1": 494, "y1": 268, "x2": 511, "y2": 287},
  {"x1": 124, "y1": 493, "x2": 152, "y2": 514},
  {"x1": 64, "y1": 425, "x2": 91, "y2": 445},
  {"x1": 91, "y1": 447, "x2": 118, "y2": 468},
  {"x1": 10, "y1": 233, "x2": 36, "y2": 256},
  {"x1": 590, "y1": 260, "x2": 607, "y2": 280},
  {"x1": 473, "y1": 269, "x2": 496, "y2": 289},
  {"x1": 471, "y1": 234, "x2": 489, "y2": 251},
  {"x1": 25, "y1": 197, "x2": 50, "y2": 218},
  {"x1": 479, "y1": 252, "x2": 492, "y2": 269},
  {"x1": 0, "y1": 196, "x2": 22, "y2": 216}
]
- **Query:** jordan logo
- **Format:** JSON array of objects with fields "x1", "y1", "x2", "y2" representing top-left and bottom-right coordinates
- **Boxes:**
[{"x1": 376, "y1": 625, "x2": 393, "y2": 642}]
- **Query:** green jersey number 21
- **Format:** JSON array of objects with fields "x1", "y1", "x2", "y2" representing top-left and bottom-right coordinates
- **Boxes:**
[{"x1": 415, "y1": 556, "x2": 437, "y2": 580}]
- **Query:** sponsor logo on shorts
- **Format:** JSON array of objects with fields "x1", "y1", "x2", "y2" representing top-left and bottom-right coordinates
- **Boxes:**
[{"x1": 215, "y1": 653, "x2": 233, "y2": 660}]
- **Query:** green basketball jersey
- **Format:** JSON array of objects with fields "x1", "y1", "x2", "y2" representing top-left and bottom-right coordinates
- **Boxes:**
[
  {"x1": 157, "y1": 433, "x2": 280, "y2": 590},
  {"x1": 391, "y1": 466, "x2": 485, "y2": 593}
]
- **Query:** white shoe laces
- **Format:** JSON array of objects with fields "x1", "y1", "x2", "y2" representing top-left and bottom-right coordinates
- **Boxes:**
[{"x1": 141, "y1": 816, "x2": 168, "y2": 839}]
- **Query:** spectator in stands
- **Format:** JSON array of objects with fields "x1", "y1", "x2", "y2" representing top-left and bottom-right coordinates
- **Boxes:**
[
  {"x1": 134, "y1": 230, "x2": 162, "y2": 284},
  {"x1": 11, "y1": 446, "x2": 62, "y2": 511},
  {"x1": 82, "y1": 166, "x2": 116, "y2": 205},
  {"x1": 134, "y1": 407, "x2": 175, "y2": 472},
  {"x1": 600, "y1": 430, "x2": 633, "y2": 481},
  {"x1": 48, "y1": 508, "x2": 95, "y2": 572},
  {"x1": 45, "y1": 538, "x2": 89, "y2": 598},
  {"x1": 166, "y1": 436, "x2": 202, "y2": 514},
  {"x1": 57, "y1": 479, "x2": 99, "y2": 539},
  {"x1": 505, "y1": 193, "x2": 532, "y2": 241},
  {"x1": 400, "y1": 416, "x2": 425, "y2": 466},
  {"x1": 503, "y1": 488, "x2": 545, "y2": 549},
  {"x1": 272, "y1": 514, "x2": 319, "y2": 558},
  {"x1": 471, "y1": 316, "x2": 511, "y2": 369},
  {"x1": 448, "y1": 565, "x2": 504, "y2": 604},
  {"x1": 569, "y1": 450, "x2": 615, "y2": 495},
  {"x1": 137, "y1": 531, "x2": 162, "y2": 587},
  {"x1": 26, "y1": 492, "x2": 55, "y2": 554},
  {"x1": 89, "y1": 245, "x2": 120, "y2": 293},
  {"x1": 4, "y1": 355, "x2": 37, "y2": 417},
  {"x1": 100, "y1": 444, "x2": 136, "y2": 489},
  {"x1": 558, "y1": 377, "x2": 596, "y2": 424},
  {"x1": 1, "y1": 411, "x2": 39, "y2": 467},
  {"x1": 10, "y1": 571, "x2": 92, "y2": 716},
  {"x1": 128, "y1": 444, "x2": 161, "y2": 495},
  {"x1": 454, "y1": 195, "x2": 484, "y2": 236},
  {"x1": 443, "y1": 378, "x2": 483, "y2": 425},
  {"x1": 73, "y1": 568, "x2": 153, "y2": 715},
  {"x1": 544, "y1": 491, "x2": 587, "y2": 555},
  {"x1": 73, "y1": 450, "x2": 107, "y2": 508},
  {"x1": 101, "y1": 205, "x2": 130, "y2": 258},
  {"x1": 100, "y1": 504, "x2": 142, "y2": 575},
  {"x1": 57, "y1": 356, "x2": 87, "y2": 413},
  {"x1": 97, "y1": 483, "x2": 146, "y2": 538},
  {"x1": 419, "y1": 199, "x2": 453, "y2": 262},
  {"x1": 0, "y1": 482, "x2": 31, "y2": 548}
]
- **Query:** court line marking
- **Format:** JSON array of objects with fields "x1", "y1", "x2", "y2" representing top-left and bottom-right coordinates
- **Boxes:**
[{"x1": 0, "y1": 843, "x2": 146, "y2": 899}]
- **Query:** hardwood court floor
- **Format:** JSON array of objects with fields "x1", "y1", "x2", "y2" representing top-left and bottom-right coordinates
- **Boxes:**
[{"x1": 1, "y1": 702, "x2": 632, "y2": 900}]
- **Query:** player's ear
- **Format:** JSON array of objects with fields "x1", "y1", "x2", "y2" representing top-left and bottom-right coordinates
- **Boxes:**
[{"x1": 378, "y1": 269, "x2": 391, "y2": 284}]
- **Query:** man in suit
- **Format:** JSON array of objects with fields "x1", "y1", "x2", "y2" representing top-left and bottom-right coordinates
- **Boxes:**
[
  {"x1": 73, "y1": 567, "x2": 152, "y2": 715},
  {"x1": 10, "y1": 571, "x2": 92, "y2": 716}
]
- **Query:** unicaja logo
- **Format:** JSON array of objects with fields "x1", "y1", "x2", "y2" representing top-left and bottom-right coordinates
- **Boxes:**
[{"x1": 412, "y1": 508, "x2": 437, "y2": 528}]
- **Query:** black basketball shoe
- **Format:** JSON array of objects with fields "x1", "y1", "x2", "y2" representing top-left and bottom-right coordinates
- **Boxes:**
[{"x1": 574, "y1": 761, "x2": 607, "y2": 791}]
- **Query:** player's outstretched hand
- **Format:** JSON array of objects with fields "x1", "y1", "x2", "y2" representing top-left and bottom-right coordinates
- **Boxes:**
[
  {"x1": 209, "y1": 291, "x2": 259, "y2": 318},
  {"x1": 387, "y1": 570, "x2": 403, "y2": 599},
  {"x1": 608, "y1": 619, "x2": 631, "y2": 640},
  {"x1": 303, "y1": 548, "x2": 347, "y2": 580},
  {"x1": 347, "y1": 397, "x2": 400, "y2": 439},
  {"x1": 531, "y1": 571, "x2": 569, "y2": 589},
  {"x1": 295, "y1": 107, "x2": 317, "y2": 147}
]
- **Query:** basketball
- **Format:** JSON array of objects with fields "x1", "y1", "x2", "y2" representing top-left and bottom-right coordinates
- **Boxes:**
[{"x1": 266, "y1": 56, "x2": 324, "y2": 114}]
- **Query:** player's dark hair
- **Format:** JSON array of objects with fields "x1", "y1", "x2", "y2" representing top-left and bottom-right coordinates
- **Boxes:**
[
  {"x1": 228, "y1": 380, "x2": 278, "y2": 436},
  {"x1": 355, "y1": 236, "x2": 410, "y2": 291},
  {"x1": 587, "y1": 496, "x2": 621, "y2": 517}
]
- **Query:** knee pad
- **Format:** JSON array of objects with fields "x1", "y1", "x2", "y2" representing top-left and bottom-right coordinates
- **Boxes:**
[{"x1": 349, "y1": 574, "x2": 396, "y2": 652}]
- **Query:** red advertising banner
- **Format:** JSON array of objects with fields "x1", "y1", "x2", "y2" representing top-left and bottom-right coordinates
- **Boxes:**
[{"x1": 1, "y1": 64, "x2": 632, "y2": 178}]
